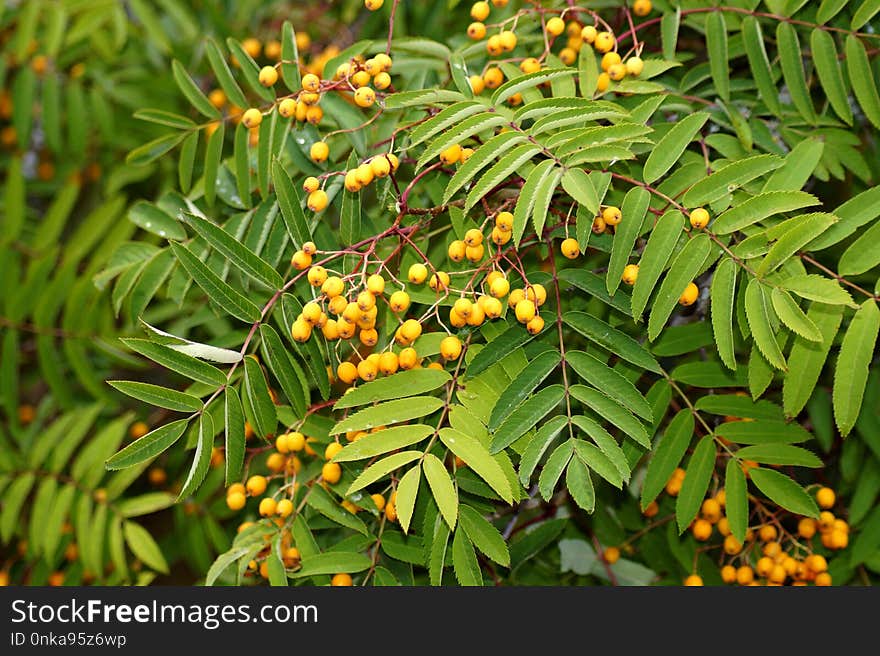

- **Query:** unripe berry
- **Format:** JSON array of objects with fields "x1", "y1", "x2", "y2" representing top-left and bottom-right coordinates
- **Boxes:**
[
  {"x1": 310, "y1": 141, "x2": 329, "y2": 163},
  {"x1": 242, "y1": 108, "x2": 263, "y2": 128},
  {"x1": 307, "y1": 190, "x2": 329, "y2": 212},
  {"x1": 246, "y1": 475, "x2": 267, "y2": 496},
  {"x1": 408, "y1": 263, "x2": 428, "y2": 284},
  {"x1": 302, "y1": 73, "x2": 321, "y2": 92},
  {"x1": 337, "y1": 361, "x2": 358, "y2": 384},
  {"x1": 389, "y1": 290, "x2": 411, "y2": 313},
  {"x1": 226, "y1": 491, "x2": 246, "y2": 510},
  {"x1": 816, "y1": 486, "x2": 835, "y2": 509},
  {"x1": 633, "y1": 0, "x2": 653, "y2": 17},
  {"x1": 561, "y1": 237, "x2": 580, "y2": 259},
  {"x1": 471, "y1": 1, "x2": 490, "y2": 21},
  {"x1": 626, "y1": 57, "x2": 644, "y2": 77},
  {"x1": 515, "y1": 299, "x2": 536, "y2": 323},
  {"x1": 483, "y1": 67, "x2": 504, "y2": 89},
  {"x1": 679, "y1": 282, "x2": 699, "y2": 306},
  {"x1": 258, "y1": 65, "x2": 278, "y2": 87},
  {"x1": 379, "y1": 351, "x2": 399, "y2": 375},
  {"x1": 322, "y1": 461, "x2": 342, "y2": 484},
  {"x1": 594, "y1": 31, "x2": 615, "y2": 53},
  {"x1": 622, "y1": 264, "x2": 639, "y2": 285},
  {"x1": 690, "y1": 207, "x2": 710, "y2": 230},
  {"x1": 440, "y1": 143, "x2": 462, "y2": 165},
  {"x1": 546, "y1": 17, "x2": 565, "y2": 36},
  {"x1": 602, "y1": 206, "x2": 622, "y2": 225},
  {"x1": 467, "y1": 22, "x2": 487, "y2": 40},
  {"x1": 354, "y1": 87, "x2": 376, "y2": 108},
  {"x1": 398, "y1": 347, "x2": 419, "y2": 370},
  {"x1": 520, "y1": 57, "x2": 541, "y2": 74},
  {"x1": 448, "y1": 240, "x2": 467, "y2": 262}
]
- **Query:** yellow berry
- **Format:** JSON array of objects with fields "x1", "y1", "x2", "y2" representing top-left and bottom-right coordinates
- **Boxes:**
[
  {"x1": 354, "y1": 86, "x2": 376, "y2": 108},
  {"x1": 226, "y1": 491, "x2": 246, "y2": 510},
  {"x1": 626, "y1": 56, "x2": 644, "y2": 77},
  {"x1": 515, "y1": 299, "x2": 536, "y2": 323},
  {"x1": 471, "y1": 1, "x2": 490, "y2": 21},
  {"x1": 816, "y1": 486, "x2": 835, "y2": 509},
  {"x1": 468, "y1": 22, "x2": 487, "y2": 40},
  {"x1": 246, "y1": 475, "x2": 267, "y2": 496},
  {"x1": 241, "y1": 108, "x2": 263, "y2": 128},
  {"x1": 690, "y1": 208, "x2": 710, "y2": 230},
  {"x1": 277, "y1": 499, "x2": 294, "y2": 518},
  {"x1": 499, "y1": 31, "x2": 517, "y2": 52},
  {"x1": 302, "y1": 73, "x2": 321, "y2": 92},
  {"x1": 561, "y1": 237, "x2": 580, "y2": 259},
  {"x1": 683, "y1": 574, "x2": 703, "y2": 586},
  {"x1": 307, "y1": 190, "x2": 329, "y2": 212},
  {"x1": 520, "y1": 57, "x2": 541, "y2": 74},
  {"x1": 602, "y1": 206, "x2": 622, "y2": 225},
  {"x1": 259, "y1": 497, "x2": 277, "y2": 517},
  {"x1": 603, "y1": 547, "x2": 620, "y2": 564},
  {"x1": 408, "y1": 263, "x2": 428, "y2": 284},
  {"x1": 679, "y1": 282, "x2": 699, "y2": 306},
  {"x1": 483, "y1": 67, "x2": 504, "y2": 89},
  {"x1": 440, "y1": 144, "x2": 462, "y2": 165},
  {"x1": 389, "y1": 290, "x2": 411, "y2": 313},
  {"x1": 546, "y1": 17, "x2": 566, "y2": 36},
  {"x1": 258, "y1": 65, "x2": 278, "y2": 87},
  {"x1": 322, "y1": 461, "x2": 342, "y2": 484},
  {"x1": 601, "y1": 52, "x2": 622, "y2": 72},
  {"x1": 365, "y1": 0, "x2": 384, "y2": 9},
  {"x1": 469, "y1": 75, "x2": 486, "y2": 94},
  {"x1": 581, "y1": 25, "x2": 598, "y2": 43},
  {"x1": 622, "y1": 264, "x2": 639, "y2": 285},
  {"x1": 594, "y1": 31, "x2": 616, "y2": 53},
  {"x1": 440, "y1": 335, "x2": 463, "y2": 361},
  {"x1": 633, "y1": 0, "x2": 653, "y2": 18}
]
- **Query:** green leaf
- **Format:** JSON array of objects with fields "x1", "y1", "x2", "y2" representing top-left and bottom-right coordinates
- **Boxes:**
[
  {"x1": 561, "y1": 168, "x2": 599, "y2": 216},
  {"x1": 710, "y1": 258, "x2": 738, "y2": 370},
  {"x1": 108, "y1": 380, "x2": 203, "y2": 413},
  {"x1": 123, "y1": 521, "x2": 169, "y2": 574},
  {"x1": 559, "y1": 269, "x2": 632, "y2": 315},
  {"x1": 643, "y1": 113, "x2": 709, "y2": 185},
  {"x1": 347, "y1": 451, "x2": 422, "y2": 495},
  {"x1": 224, "y1": 387, "x2": 246, "y2": 485},
  {"x1": 715, "y1": 420, "x2": 811, "y2": 444},
  {"x1": 569, "y1": 385, "x2": 650, "y2": 448},
  {"x1": 570, "y1": 415, "x2": 630, "y2": 482},
  {"x1": 116, "y1": 492, "x2": 176, "y2": 518},
  {"x1": 204, "y1": 122, "x2": 224, "y2": 207},
  {"x1": 490, "y1": 385, "x2": 564, "y2": 453},
  {"x1": 423, "y1": 454, "x2": 458, "y2": 530},
  {"x1": 179, "y1": 131, "x2": 198, "y2": 194},
  {"x1": 675, "y1": 436, "x2": 716, "y2": 533},
  {"x1": 834, "y1": 300, "x2": 880, "y2": 436},
  {"x1": 491, "y1": 68, "x2": 574, "y2": 105},
  {"x1": 334, "y1": 368, "x2": 450, "y2": 409},
  {"x1": 126, "y1": 132, "x2": 186, "y2": 167},
  {"x1": 306, "y1": 485, "x2": 369, "y2": 535},
  {"x1": 749, "y1": 468, "x2": 819, "y2": 518},
  {"x1": 607, "y1": 187, "x2": 650, "y2": 295},
  {"x1": 641, "y1": 409, "x2": 694, "y2": 509},
  {"x1": 647, "y1": 233, "x2": 711, "y2": 341},
  {"x1": 564, "y1": 311, "x2": 661, "y2": 373},
  {"x1": 410, "y1": 101, "x2": 486, "y2": 147},
  {"x1": 706, "y1": 12, "x2": 729, "y2": 102},
  {"x1": 242, "y1": 355, "x2": 277, "y2": 439},
  {"x1": 566, "y1": 456, "x2": 596, "y2": 513},
  {"x1": 445, "y1": 132, "x2": 527, "y2": 204},
  {"x1": 770, "y1": 287, "x2": 822, "y2": 342},
  {"x1": 105, "y1": 419, "x2": 189, "y2": 470},
  {"x1": 267, "y1": 542, "x2": 287, "y2": 587},
  {"x1": 395, "y1": 466, "x2": 421, "y2": 534},
  {"x1": 682, "y1": 155, "x2": 782, "y2": 207},
  {"x1": 121, "y1": 339, "x2": 226, "y2": 387},
  {"x1": 839, "y1": 220, "x2": 880, "y2": 275},
  {"x1": 171, "y1": 60, "x2": 221, "y2": 119},
  {"x1": 631, "y1": 210, "x2": 684, "y2": 319},
  {"x1": 417, "y1": 112, "x2": 508, "y2": 170},
  {"x1": 539, "y1": 440, "x2": 574, "y2": 500},
  {"x1": 333, "y1": 425, "x2": 434, "y2": 462},
  {"x1": 783, "y1": 303, "x2": 845, "y2": 418},
  {"x1": 757, "y1": 213, "x2": 837, "y2": 275},
  {"x1": 451, "y1": 528, "x2": 482, "y2": 586},
  {"x1": 780, "y1": 275, "x2": 854, "y2": 306},
  {"x1": 566, "y1": 351, "x2": 652, "y2": 421},
  {"x1": 280, "y1": 21, "x2": 302, "y2": 91},
  {"x1": 851, "y1": 506, "x2": 880, "y2": 566},
  {"x1": 177, "y1": 412, "x2": 214, "y2": 501},
  {"x1": 459, "y1": 505, "x2": 509, "y2": 567},
  {"x1": 529, "y1": 167, "x2": 564, "y2": 245},
  {"x1": 742, "y1": 18, "x2": 783, "y2": 117},
  {"x1": 519, "y1": 415, "x2": 568, "y2": 486},
  {"x1": 845, "y1": 35, "x2": 880, "y2": 130},
  {"x1": 810, "y1": 29, "x2": 853, "y2": 125},
  {"x1": 1, "y1": 473, "x2": 34, "y2": 544},
  {"x1": 811, "y1": 186, "x2": 880, "y2": 251},
  {"x1": 169, "y1": 241, "x2": 262, "y2": 323},
  {"x1": 464, "y1": 143, "x2": 542, "y2": 211},
  {"x1": 467, "y1": 324, "x2": 538, "y2": 378},
  {"x1": 259, "y1": 325, "x2": 308, "y2": 418},
  {"x1": 439, "y1": 428, "x2": 513, "y2": 503},
  {"x1": 661, "y1": 8, "x2": 681, "y2": 60},
  {"x1": 227, "y1": 38, "x2": 275, "y2": 102},
  {"x1": 777, "y1": 23, "x2": 816, "y2": 124},
  {"x1": 853, "y1": 0, "x2": 880, "y2": 32},
  {"x1": 745, "y1": 278, "x2": 787, "y2": 370},
  {"x1": 291, "y1": 552, "x2": 372, "y2": 578},
  {"x1": 205, "y1": 38, "x2": 249, "y2": 109},
  {"x1": 695, "y1": 395, "x2": 784, "y2": 421},
  {"x1": 273, "y1": 160, "x2": 311, "y2": 247},
  {"x1": 763, "y1": 138, "x2": 824, "y2": 193},
  {"x1": 712, "y1": 191, "x2": 820, "y2": 234},
  {"x1": 725, "y1": 459, "x2": 749, "y2": 544},
  {"x1": 489, "y1": 350, "x2": 560, "y2": 430},
  {"x1": 514, "y1": 159, "x2": 557, "y2": 248},
  {"x1": 735, "y1": 444, "x2": 822, "y2": 467}
]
